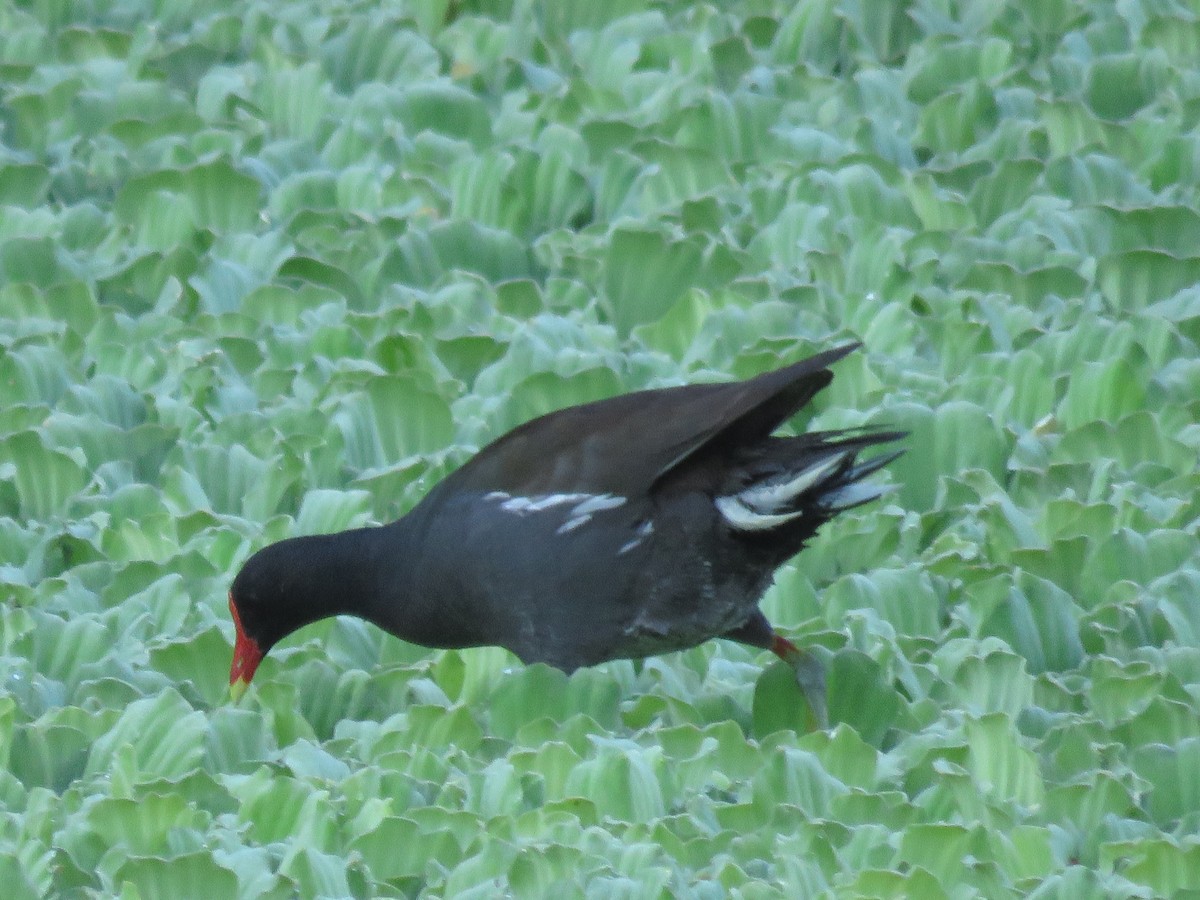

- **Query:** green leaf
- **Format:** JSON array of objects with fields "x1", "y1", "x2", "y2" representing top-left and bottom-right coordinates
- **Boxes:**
[
  {"x1": 322, "y1": 20, "x2": 440, "y2": 92},
  {"x1": 1045, "y1": 773, "x2": 1137, "y2": 838},
  {"x1": 827, "y1": 650, "x2": 902, "y2": 746},
  {"x1": 276, "y1": 255, "x2": 364, "y2": 309},
  {"x1": 236, "y1": 769, "x2": 337, "y2": 849},
  {"x1": 181, "y1": 444, "x2": 299, "y2": 520},
  {"x1": 752, "y1": 747, "x2": 847, "y2": 818},
  {"x1": 294, "y1": 488, "x2": 374, "y2": 535},
  {"x1": 0, "y1": 161, "x2": 50, "y2": 207},
  {"x1": 496, "y1": 367, "x2": 623, "y2": 434},
  {"x1": 148, "y1": 625, "x2": 233, "y2": 708},
  {"x1": 1083, "y1": 529, "x2": 1197, "y2": 595},
  {"x1": 441, "y1": 838, "x2": 519, "y2": 897},
  {"x1": 335, "y1": 374, "x2": 454, "y2": 471},
  {"x1": 380, "y1": 220, "x2": 533, "y2": 287},
  {"x1": 752, "y1": 660, "x2": 817, "y2": 737},
  {"x1": 350, "y1": 816, "x2": 460, "y2": 881},
  {"x1": 802, "y1": 723, "x2": 880, "y2": 790},
  {"x1": 397, "y1": 80, "x2": 492, "y2": 145},
  {"x1": 1086, "y1": 52, "x2": 1169, "y2": 120},
  {"x1": 257, "y1": 61, "x2": 329, "y2": 140},
  {"x1": 449, "y1": 149, "x2": 517, "y2": 228},
  {"x1": 824, "y1": 569, "x2": 942, "y2": 639},
  {"x1": 0, "y1": 853, "x2": 38, "y2": 900},
  {"x1": 0, "y1": 236, "x2": 63, "y2": 288},
  {"x1": 917, "y1": 82, "x2": 999, "y2": 154},
  {"x1": 86, "y1": 793, "x2": 206, "y2": 856},
  {"x1": 772, "y1": 0, "x2": 845, "y2": 69},
  {"x1": 884, "y1": 400, "x2": 1009, "y2": 512},
  {"x1": 279, "y1": 847, "x2": 356, "y2": 899},
  {"x1": 0, "y1": 344, "x2": 72, "y2": 406},
  {"x1": 10, "y1": 721, "x2": 90, "y2": 792},
  {"x1": 1130, "y1": 738, "x2": 1200, "y2": 825},
  {"x1": 507, "y1": 843, "x2": 587, "y2": 898},
  {"x1": 116, "y1": 160, "x2": 262, "y2": 233},
  {"x1": 0, "y1": 431, "x2": 87, "y2": 521},
  {"x1": 602, "y1": 227, "x2": 703, "y2": 333},
  {"x1": 907, "y1": 38, "x2": 1013, "y2": 103},
  {"x1": 941, "y1": 643, "x2": 1034, "y2": 717},
  {"x1": 970, "y1": 159, "x2": 1044, "y2": 226},
  {"x1": 565, "y1": 745, "x2": 669, "y2": 823},
  {"x1": 488, "y1": 665, "x2": 619, "y2": 740},
  {"x1": 513, "y1": 145, "x2": 592, "y2": 235},
  {"x1": 534, "y1": 0, "x2": 648, "y2": 41},
  {"x1": 112, "y1": 852, "x2": 238, "y2": 900},
  {"x1": 981, "y1": 574, "x2": 1084, "y2": 674},
  {"x1": 907, "y1": 172, "x2": 976, "y2": 231},
  {"x1": 1058, "y1": 358, "x2": 1147, "y2": 429},
  {"x1": 204, "y1": 707, "x2": 274, "y2": 774},
  {"x1": 1097, "y1": 250, "x2": 1200, "y2": 310},
  {"x1": 125, "y1": 188, "x2": 199, "y2": 250},
  {"x1": 85, "y1": 689, "x2": 206, "y2": 783},
  {"x1": 964, "y1": 713, "x2": 1044, "y2": 807},
  {"x1": 1046, "y1": 154, "x2": 1151, "y2": 206},
  {"x1": 1121, "y1": 839, "x2": 1200, "y2": 896},
  {"x1": 28, "y1": 610, "x2": 111, "y2": 692},
  {"x1": 634, "y1": 143, "x2": 733, "y2": 211}
]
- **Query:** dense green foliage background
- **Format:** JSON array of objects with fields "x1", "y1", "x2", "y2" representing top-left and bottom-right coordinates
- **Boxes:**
[{"x1": 2, "y1": 0, "x2": 1200, "y2": 896}]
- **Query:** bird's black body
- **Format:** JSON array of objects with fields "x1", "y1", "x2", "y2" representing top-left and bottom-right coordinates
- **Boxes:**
[{"x1": 230, "y1": 343, "x2": 902, "y2": 722}]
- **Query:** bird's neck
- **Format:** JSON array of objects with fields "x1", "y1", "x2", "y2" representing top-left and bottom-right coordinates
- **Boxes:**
[
  {"x1": 270, "y1": 522, "x2": 418, "y2": 640},
  {"x1": 263, "y1": 512, "x2": 494, "y2": 655}
]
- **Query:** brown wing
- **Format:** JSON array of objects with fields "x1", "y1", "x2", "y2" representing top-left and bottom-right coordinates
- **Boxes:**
[{"x1": 439, "y1": 343, "x2": 861, "y2": 497}]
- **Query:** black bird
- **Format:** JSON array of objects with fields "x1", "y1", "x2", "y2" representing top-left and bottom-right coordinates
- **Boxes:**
[{"x1": 229, "y1": 343, "x2": 902, "y2": 726}]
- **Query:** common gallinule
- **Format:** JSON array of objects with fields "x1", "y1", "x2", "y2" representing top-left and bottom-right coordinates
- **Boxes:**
[{"x1": 229, "y1": 343, "x2": 901, "y2": 725}]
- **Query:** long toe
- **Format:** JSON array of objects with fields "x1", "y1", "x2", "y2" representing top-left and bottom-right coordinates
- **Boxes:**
[{"x1": 771, "y1": 635, "x2": 828, "y2": 729}]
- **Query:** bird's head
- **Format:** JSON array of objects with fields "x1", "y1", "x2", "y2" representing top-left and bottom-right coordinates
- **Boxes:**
[{"x1": 227, "y1": 540, "x2": 303, "y2": 701}]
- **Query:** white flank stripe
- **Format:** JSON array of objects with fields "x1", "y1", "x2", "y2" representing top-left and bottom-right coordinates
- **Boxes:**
[
  {"x1": 556, "y1": 515, "x2": 591, "y2": 535},
  {"x1": 739, "y1": 452, "x2": 847, "y2": 512},
  {"x1": 495, "y1": 492, "x2": 628, "y2": 533},
  {"x1": 571, "y1": 494, "x2": 626, "y2": 515},
  {"x1": 500, "y1": 492, "x2": 589, "y2": 514},
  {"x1": 715, "y1": 495, "x2": 805, "y2": 531},
  {"x1": 617, "y1": 520, "x2": 654, "y2": 555}
]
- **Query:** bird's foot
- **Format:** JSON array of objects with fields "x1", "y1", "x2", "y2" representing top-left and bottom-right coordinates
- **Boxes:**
[{"x1": 770, "y1": 635, "x2": 828, "y2": 729}]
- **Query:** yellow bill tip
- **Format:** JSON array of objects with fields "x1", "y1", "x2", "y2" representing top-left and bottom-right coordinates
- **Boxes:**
[{"x1": 229, "y1": 677, "x2": 249, "y2": 704}]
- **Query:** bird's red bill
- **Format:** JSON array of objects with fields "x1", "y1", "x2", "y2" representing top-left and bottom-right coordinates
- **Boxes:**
[{"x1": 228, "y1": 593, "x2": 263, "y2": 701}]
